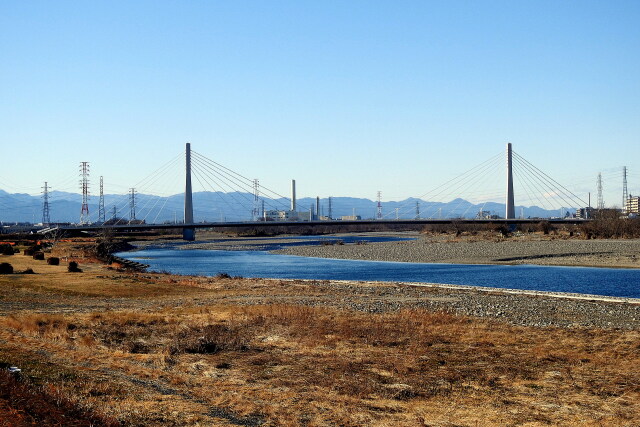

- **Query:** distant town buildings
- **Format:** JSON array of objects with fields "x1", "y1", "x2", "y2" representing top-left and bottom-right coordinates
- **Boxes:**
[
  {"x1": 575, "y1": 207, "x2": 596, "y2": 219},
  {"x1": 476, "y1": 210, "x2": 500, "y2": 220},
  {"x1": 625, "y1": 196, "x2": 640, "y2": 215}
]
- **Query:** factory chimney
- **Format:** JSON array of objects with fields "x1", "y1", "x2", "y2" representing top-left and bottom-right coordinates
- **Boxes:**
[
  {"x1": 316, "y1": 197, "x2": 320, "y2": 220},
  {"x1": 291, "y1": 180, "x2": 296, "y2": 212}
]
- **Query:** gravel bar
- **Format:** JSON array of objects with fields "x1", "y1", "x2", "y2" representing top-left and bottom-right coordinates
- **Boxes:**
[
  {"x1": 223, "y1": 278, "x2": 640, "y2": 330},
  {"x1": 273, "y1": 235, "x2": 640, "y2": 268}
]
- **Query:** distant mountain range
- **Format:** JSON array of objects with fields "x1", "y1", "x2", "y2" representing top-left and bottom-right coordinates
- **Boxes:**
[{"x1": 0, "y1": 189, "x2": 573, "y2": 224}]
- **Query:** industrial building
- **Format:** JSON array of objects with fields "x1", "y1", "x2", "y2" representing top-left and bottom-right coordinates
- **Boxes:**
[{"x1": 262, "y1": 179, "x2": 316, "y2": 222}]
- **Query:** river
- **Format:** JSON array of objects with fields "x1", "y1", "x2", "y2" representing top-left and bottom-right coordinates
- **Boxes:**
[{"x1": 117, "y1": 237, "x2": 640, "y2": 298}]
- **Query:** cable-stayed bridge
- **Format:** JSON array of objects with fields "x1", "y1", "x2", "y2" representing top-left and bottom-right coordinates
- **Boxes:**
[
  {"x1": 1, "y1": 143, "x2": 598, "y2": 240},
  {"x1": 0, "y1": 144, "x2": 626, "y2": 240}
]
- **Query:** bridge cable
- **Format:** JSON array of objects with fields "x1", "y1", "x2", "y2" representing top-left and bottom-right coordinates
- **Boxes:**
[
  {"x1": 190, "y1": 156, "x2": 261, "y2": 215},
  {"x1": 442, "y1": 155, "x2": 504, "y2": 218},
  {"x1": 190, "y1": 159, "x2": 256, "y2": 220},
  {"x1": 513, "y1": 151, "x2": 587, "y2": 206},
  {"x1": 512, "y1": 154, "x2": 581, "y2": 210},
  {"x1": 191, "y1": 151, "x2": 291, "y2": 211},
  {"x1": 191, "y1": 152, "x2": 292, "y2": 214},
  {"x1": 513, "y1": 158, "x2": 569, "y2": 210},
  {"x1": 423, "y1": 153, "x2": 503, "y2": 219},
  {"x1": 513, "y1": 161, "x2": 550, "y2": 212},
  {"x1": 512, "y1": 162, "x2": 554, "y2": 211}
]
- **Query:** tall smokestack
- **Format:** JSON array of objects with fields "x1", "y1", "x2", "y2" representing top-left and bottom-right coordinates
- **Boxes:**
[
  {"x1": 291, "y1": 180, "x2": 296, "y2": 212},
  {"x1": 316, "y1": 197, "x2": 320, "y2": 220}
]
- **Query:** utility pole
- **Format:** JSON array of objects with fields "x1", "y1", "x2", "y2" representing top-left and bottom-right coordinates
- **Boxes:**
[
  {"x1": 41, "y1": 182, "x2": 51, "y2": 225},
  {"x1": 597, "y1": 173, "x2": 604, "y2": 210},
  {"x1": 79, "y1": 162, "x2": 90, "y2": 224},
  {"x1": 98, "y1": 176, "x2": 105, "y2": 224},
  {"x1": 376, "y1": 191, "x2": 382, "y2": 219},
  {"x1": 129, "y1": 188, "x2": 136, "y2": 221}
]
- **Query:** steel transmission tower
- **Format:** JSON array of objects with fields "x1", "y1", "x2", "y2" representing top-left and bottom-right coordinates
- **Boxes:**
[
  {"x1": 98, "y1": 176, "x2": 106, "y2": 223},
  {"x1": 622, "y1": 166, "x2": 628, "y2": 213},
  {"x1": 376, "y1": 191, "x2": 382, "y2": 219},
  {"x1": 597, "y1": 173, "x2": 604, "y2": 210},
  {"x1": 41, "y1": 182, "x2": 51, "y2": 225},
  {"x1": 129, "y1": 188, "x2": 136, "y2": 221},
  {"x1": 79, "y1": 162, "x2": 90, "y2": 224},
  {"x1": 415, "y1": 201, "x2": 420, "y2": 220}
]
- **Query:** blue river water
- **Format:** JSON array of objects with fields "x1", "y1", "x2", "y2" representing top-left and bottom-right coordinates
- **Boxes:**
[{"x1": 117, "y1": 240, "x2": 640, "y2": 298}]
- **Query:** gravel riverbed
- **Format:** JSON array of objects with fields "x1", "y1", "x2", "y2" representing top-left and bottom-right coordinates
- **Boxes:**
[
  {"x1": 273, "y1": 235, "x2": 640, "y2": 268},
  {"x1": 275, "y1": 280, "x2": 640, "y2": 329}
]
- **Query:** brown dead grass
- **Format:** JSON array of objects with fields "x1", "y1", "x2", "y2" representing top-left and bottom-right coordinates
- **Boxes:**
[
  {"x1": 0, "y1": 369, "x2": 120, "y2": 427},
  {"x1": 0, "y1": 239, "x2": 639, "y2": 426},
  {"x1": 1, "y1": 304, "x2": 638, "y2": 426}
]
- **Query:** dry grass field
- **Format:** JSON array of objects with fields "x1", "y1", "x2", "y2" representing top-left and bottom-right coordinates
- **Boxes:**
[{"x1": 0, "y1": 240, "x2": 639, "y2": 426}]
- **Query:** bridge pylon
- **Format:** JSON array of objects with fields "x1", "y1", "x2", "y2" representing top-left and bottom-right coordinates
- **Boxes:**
[
  {"x1": 183, "y1": 142, "x2": 195, "y2": 241},
  {"x1": 506, "y1": 143, "x2": 515, "y2": 219}
]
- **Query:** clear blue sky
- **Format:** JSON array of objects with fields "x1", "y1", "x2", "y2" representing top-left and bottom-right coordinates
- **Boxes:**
[{"x1": 1, "y1": 1, "x2": 639, "y2": 208}]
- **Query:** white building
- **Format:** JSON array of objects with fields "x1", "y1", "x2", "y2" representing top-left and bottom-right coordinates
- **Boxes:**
[{"x1": 625, "y1": 196, "x2": 640, "y2": 215}]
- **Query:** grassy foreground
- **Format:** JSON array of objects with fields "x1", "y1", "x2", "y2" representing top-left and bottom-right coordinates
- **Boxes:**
[{"x1": 0, "y1": 241, "x2": 638, "y2": 426}]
